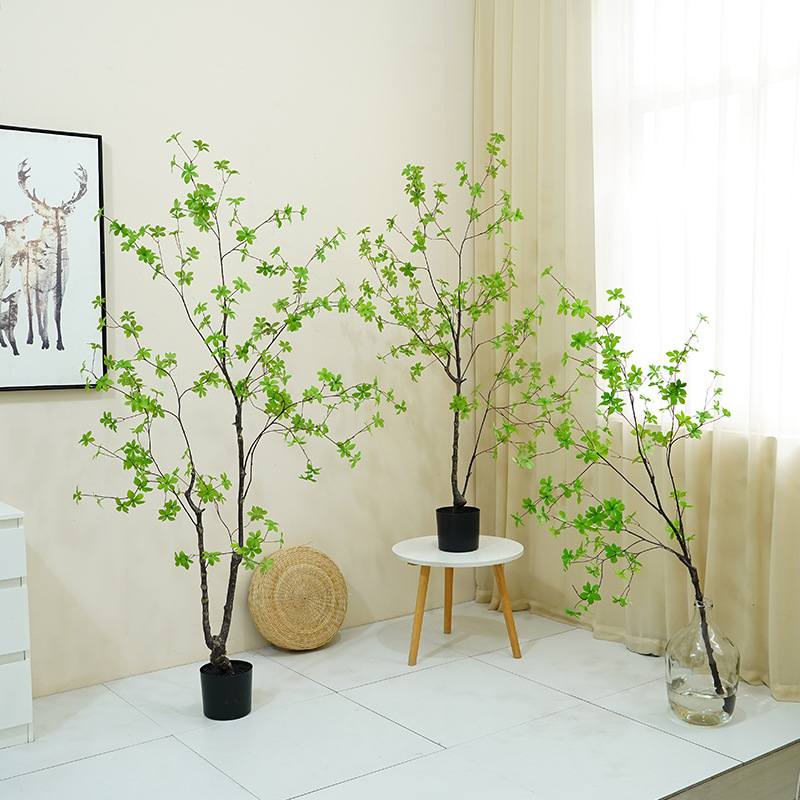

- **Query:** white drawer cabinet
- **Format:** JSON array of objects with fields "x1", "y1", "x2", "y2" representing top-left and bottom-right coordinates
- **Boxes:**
[{"x1": 0, "y1": 502, "x2": 33, "y2": 747}]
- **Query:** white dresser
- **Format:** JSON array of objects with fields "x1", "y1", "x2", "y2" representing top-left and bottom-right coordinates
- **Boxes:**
[{"x1": 0, "y1": 502, "x2": 33, "y2": 747}]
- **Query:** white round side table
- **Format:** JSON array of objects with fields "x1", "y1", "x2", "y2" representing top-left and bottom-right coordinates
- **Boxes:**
[{"x1": 391, "y1": 535, "x2": 524, "y2": 666}]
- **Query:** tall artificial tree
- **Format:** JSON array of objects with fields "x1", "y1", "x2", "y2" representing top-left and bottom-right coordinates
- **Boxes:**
[{"x1": 76, "y1": 136, "x2": 402, "y2": 673}]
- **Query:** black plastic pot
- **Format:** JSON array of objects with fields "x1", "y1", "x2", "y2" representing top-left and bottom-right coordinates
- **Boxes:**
[
  {"x1": 436, "y1": 506, "x2": 480, "y2": 552},
  {"x1": 199, "y1": 659, "x2": 253, "y2": 720}
]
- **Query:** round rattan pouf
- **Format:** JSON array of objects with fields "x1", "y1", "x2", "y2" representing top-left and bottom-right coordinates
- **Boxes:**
[{"x1": 248, "y1": 546, "x2": 348, "y2": 651}]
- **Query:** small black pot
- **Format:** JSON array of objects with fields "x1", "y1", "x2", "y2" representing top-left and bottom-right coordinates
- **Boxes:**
[
  {"x1": 436, "y1": 506, "x2": 480, "y2": 552},
  {"x1": 199, "y1": 659, "x2": 253, "y2": 720}
]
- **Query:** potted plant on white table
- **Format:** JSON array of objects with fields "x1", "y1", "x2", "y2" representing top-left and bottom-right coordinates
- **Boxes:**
[{"x1": 354, "y1": 133, "x2": 549, "y2": 552}]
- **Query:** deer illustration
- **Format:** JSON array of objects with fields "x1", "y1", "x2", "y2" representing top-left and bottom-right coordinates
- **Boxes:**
[
  {"x1": 0, "y1": 215, "x2": 32, "y2": 356},
  {"x1": 18, "y1": 160, "x2": 88, "y2": 350},
  {"x1": 0, "y1": 290, "x2": 21, "y2": 356}
]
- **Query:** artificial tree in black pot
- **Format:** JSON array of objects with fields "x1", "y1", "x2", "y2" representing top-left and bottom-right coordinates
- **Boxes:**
[
  {"x1": 76, "y1": 135, "x2": 400, "y2": 719},
  {"x1": 355, "y1": 134, "x2": 549, "y2": 552}
]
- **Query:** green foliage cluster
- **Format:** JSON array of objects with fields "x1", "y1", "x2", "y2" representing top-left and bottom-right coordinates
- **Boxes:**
[
  {"x1": 354, "y1": 133, "x2": 550, "y2": 510},
  {"x1": 72, "y1": 130, "x2": 729, "y2": 690},
  {"x1": 76, "y1": 135, "x2": 402, "y2": 671},
  {"x1": 515, "y1": 269, "x2": 730, "y2": 621}
]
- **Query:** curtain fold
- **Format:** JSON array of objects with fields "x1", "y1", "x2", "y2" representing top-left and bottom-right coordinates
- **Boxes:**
[
  {"x1": 474, "y1": 0, "x2": 800, "y2": 700},
  {"x1": 472, "y1": 0, "x2": 596, "y2": 612},
  {"x1": 591, "y1": 0, "x2": 800, "y2": 700}
]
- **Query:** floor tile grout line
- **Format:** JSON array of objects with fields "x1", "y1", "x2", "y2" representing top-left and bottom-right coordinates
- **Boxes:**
[
  {"x1": 579, "y1": 696, "x2": 748, "y2": 764},
  {"x1": 167, "y1": 686, "x2": 447, "y2": 800},
  {"x1": 412, "y1": 630, "x2": 574, "y2": 660},
  {"x1": 0, "y1": 733, "x2": 174, "y2": 784},
  {"x1": 338, "y1": 693, "x2": 448, "y2": 748},
  {"x1": 445, "y1": 700, "x2": 586, "y2": 749},
  {"x1": 283, "y1": 751, "x2": 446, "y2": 800},
  {"x1": 253, "y1": 603, "x2": 572, "y2": 670},
  {"x1": 464, "y1": 630, "x2": 754, "y2": 758},
  {"x1": 101, "y1": 652, "x2": 344, "y2": 734},
  {"x1": 256, "y1": 649, "x2": 473, "y2": 693},
  {"x1": 102, "y1": 680, "x2": 186, "y2": 735},
  {"x1": 338, "y1": 646, "x2": 748, "y2": 768},
  {"x1": 465, "y1": 650, "x2": 593, "y2": 702},
  {"x1": 462, "y1": 653, "x2": 715, "y2": 742},
  {"x1": 337, "y1": 652, "x2": 591, "y2": 749},
  {"x1": 173, "y1": 734, "x2": 262, "y2": 799},
  {"x1": 102, "y1": 649, "x2": 752, "y2": 770},
  {"x1": 249, "y1": 655, "x2": 338, "y2": 693}
]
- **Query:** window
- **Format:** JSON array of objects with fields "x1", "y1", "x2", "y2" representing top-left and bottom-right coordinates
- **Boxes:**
[{"x1": 592, "y1": 0, "x2": 800, "y2": 435}]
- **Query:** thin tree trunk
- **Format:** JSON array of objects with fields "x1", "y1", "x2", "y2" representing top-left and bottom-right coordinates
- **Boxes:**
[
  {"x1": 210, "y1": 552, "x2": 241, "y2": 674},
  {"x1": 210, "y1": 397, "x2": 247, "y2": 674},
  {"x1": 686, "y1": 564, "x2": 724, "y2": 696},
  {"x1": 451, "y1": 405, "x2": 466, "y2": 508}
]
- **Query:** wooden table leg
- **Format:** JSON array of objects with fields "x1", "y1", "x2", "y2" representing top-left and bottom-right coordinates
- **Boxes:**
[
  {"x1": 409, "y1": 565, "x2": 431, "y2": 666},
  {"x1": 493, "y1": 563, "x2": 521, "y2": 659},
  {"x1": 444, "y1": 567, "x2": 454, "y2": 634}
]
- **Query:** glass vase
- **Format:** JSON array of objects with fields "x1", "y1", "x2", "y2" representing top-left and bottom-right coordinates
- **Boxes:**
[{"x1": 665, "y1": 598, "x2": 740, "y2": 726}]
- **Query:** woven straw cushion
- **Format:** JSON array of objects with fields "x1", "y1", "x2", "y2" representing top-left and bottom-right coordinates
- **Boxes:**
[{"x1": 248, "y1": 546, "x2": 348, "y2": 651}]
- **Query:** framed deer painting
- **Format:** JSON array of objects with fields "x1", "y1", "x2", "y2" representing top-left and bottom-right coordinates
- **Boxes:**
[{"x1": 0, "y1": 124, "x2": 105, "y2": 390}]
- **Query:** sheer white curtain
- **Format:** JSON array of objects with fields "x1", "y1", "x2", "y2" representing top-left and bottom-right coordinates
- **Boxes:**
[
  {"x1": 474, "y1": 0, "x2": 800, "y2": 699},
  {"x1": 593, "y1": 0, "x2": 800, "y2": 433},
  {"x1": 591, "y1": 0, "x2": 800, "y2": 699}
]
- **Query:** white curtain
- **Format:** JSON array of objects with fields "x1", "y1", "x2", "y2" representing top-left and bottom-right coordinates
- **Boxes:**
[
  {"x1": 593, "y1": 0, "x2": 800, "y2": 433},
  {"x1": 591, "y1": 0, "x2": 800, "y2": 699},
  {"x1": 472, "y1": 0, "x2": 599, "y2": 614},
  {"x1": 475, "y1": 0, "x2": 800, "y2": 699}
]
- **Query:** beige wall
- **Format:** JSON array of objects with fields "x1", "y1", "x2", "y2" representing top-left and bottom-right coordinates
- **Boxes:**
[{"x1": 0, "y1": 0, "x2": 476, "y2": 696}]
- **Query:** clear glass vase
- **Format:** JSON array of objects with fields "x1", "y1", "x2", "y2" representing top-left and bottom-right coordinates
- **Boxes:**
[{"x1": 665, "y1": 598, "x2": 740, "y2": 726}]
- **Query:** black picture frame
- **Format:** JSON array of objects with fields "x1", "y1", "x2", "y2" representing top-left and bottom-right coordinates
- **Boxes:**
[{"x1": 0, "y1": 124, "x2": 106, "y2": 391}]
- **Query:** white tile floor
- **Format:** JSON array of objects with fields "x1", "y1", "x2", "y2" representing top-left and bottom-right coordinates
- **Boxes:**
[{"x1": 2, "y1": 602, "x2": 800, "y2": 799}]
